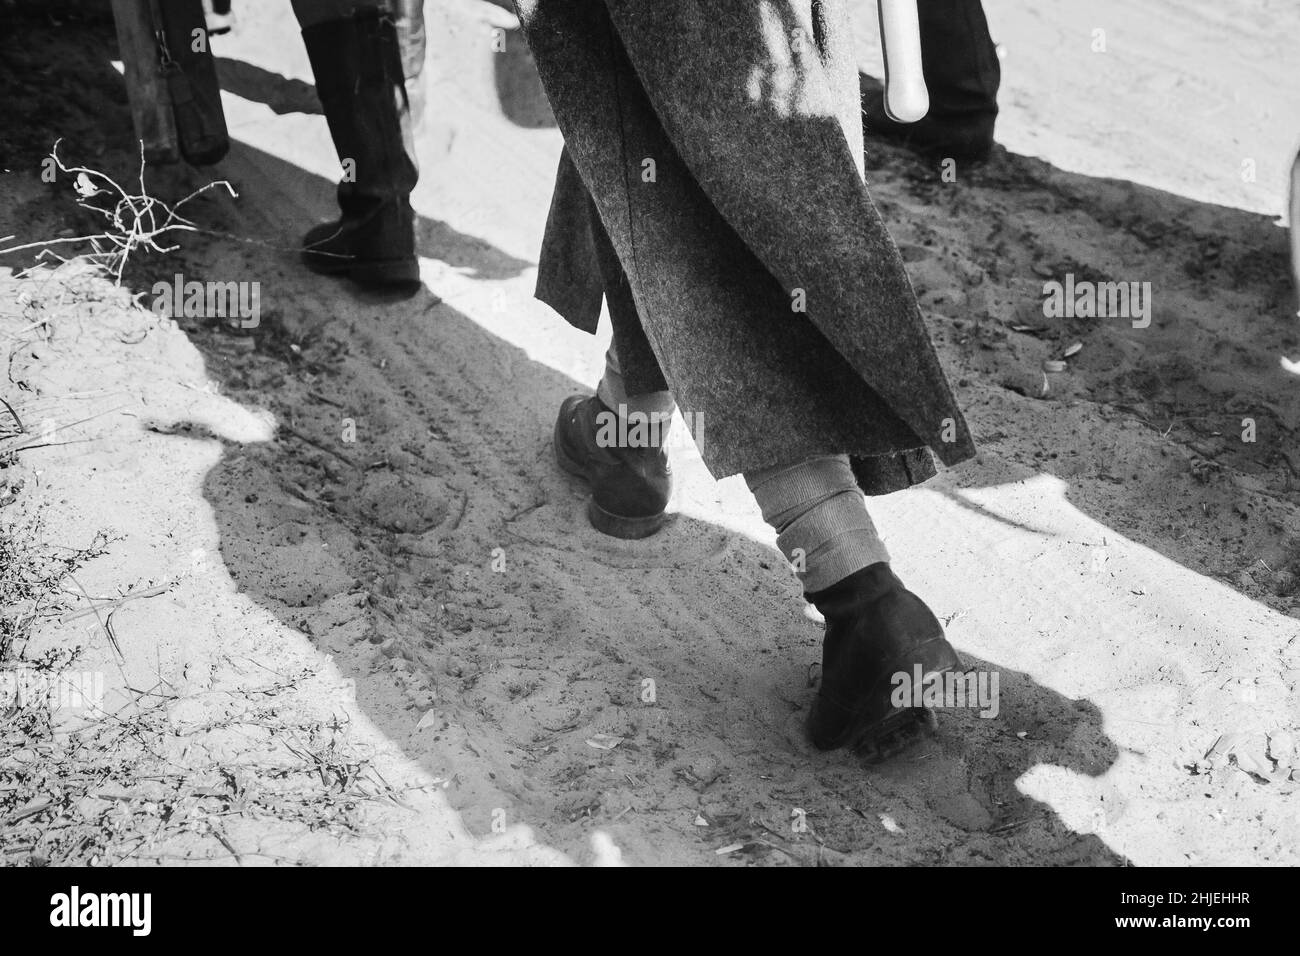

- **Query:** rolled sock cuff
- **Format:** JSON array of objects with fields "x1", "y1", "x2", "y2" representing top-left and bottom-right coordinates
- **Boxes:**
[
  {"x1": 789, "y1": 529, "x2": 891, "y2": 592},
  {"x1": 776, "y1": 491, "x2": 891, "y2": 591},
  {"x1": 746, "y1": 454, "x2": 891, "y2": 592},
  {"x1": 745, "y1": 455, "x2": 858, "y2": 532}
]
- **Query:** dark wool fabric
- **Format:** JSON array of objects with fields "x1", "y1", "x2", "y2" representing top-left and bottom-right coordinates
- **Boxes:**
[{"x1": 519, "y1": 0, "x2": 976, "y2": 494}]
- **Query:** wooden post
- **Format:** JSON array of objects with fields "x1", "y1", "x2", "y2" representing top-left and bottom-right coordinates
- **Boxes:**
[{"x1": 109, "y1": 0, "x2": 179, "y2": 165}]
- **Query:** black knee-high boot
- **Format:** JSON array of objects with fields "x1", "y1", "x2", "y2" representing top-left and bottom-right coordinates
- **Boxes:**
[{"x1": 300, "y1": 9, "x2": 419, "y2": 289}]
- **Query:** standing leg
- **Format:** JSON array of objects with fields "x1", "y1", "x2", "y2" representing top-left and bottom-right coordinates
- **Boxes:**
[
  {"x1": 554, "y1": 197, "x2": 675, "y2": 539},
  {"x1": 292, "y1": 0, "x2": 421, "y2": 290}
]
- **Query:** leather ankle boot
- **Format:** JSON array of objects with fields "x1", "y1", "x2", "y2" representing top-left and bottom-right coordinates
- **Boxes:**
[
  {"x1": 553, "y1": 394, "x2": 672, "y2": 539},
  {"x1": 805, "y1": 563, "x2": 964, "y2": 755}
]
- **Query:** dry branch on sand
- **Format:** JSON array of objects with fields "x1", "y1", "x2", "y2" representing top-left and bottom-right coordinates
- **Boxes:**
[{"x1": 0, "y1": 139, "x2": 236, "y2": 284}]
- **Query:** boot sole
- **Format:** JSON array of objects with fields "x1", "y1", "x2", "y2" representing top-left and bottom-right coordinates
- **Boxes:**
[
  {"x1": 868, "y1": 128, "x2": 994, "y2": 163},
  {"x1": 302, "y1": 251, "x2": 354, "y2": 277},
  {"x1": 302, "y1": 252, "x2": 420, "y2": 288},
  {"x1": 349, "y1": 257, "x2": 421, "y2": 289},
  {"x1": 553, "y1": 427, "x2": 668, "y2": 540},
  {"x1": 851, "y1": 707, "x2": 936, "y2": 763}
]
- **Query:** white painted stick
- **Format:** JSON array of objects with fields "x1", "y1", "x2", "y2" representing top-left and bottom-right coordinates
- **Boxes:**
[
  {"x1": 878, "y1": 0, "x2": 929, "y2": 123},
  {"x1": 1289, "y1": 148, "x2": 1300, "y2": 307}
]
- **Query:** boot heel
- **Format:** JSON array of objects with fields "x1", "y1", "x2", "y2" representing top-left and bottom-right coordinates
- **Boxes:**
[{"x1": 586, "y1": 500, "x2": 668, "y2": 540}]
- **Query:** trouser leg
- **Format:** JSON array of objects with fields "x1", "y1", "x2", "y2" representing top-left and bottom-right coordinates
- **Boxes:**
[{"x1": 916, "y1": 0, "x2": 1000, "y2": 120}]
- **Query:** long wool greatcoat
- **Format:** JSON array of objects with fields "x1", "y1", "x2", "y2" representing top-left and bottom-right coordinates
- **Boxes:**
[{"x1": 516, "y1": 0, "x2": 976, "y2": 494}]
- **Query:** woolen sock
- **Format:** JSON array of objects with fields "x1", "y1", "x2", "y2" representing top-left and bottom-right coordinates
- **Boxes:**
[
  {"x1": 596, "y1": 343, "x2": 676, "y2": 422},
  {"x1": 744, "y1": 455, "x2": 891, "y2": 593}
]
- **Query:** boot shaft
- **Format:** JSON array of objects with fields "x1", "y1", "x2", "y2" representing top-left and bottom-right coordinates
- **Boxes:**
[
  {"x1": 915, "y1": 0, "x2": 1000, "y2": 118},
  {"x1": 301, "y1": 8, "x2": 419, "y2": 210}
]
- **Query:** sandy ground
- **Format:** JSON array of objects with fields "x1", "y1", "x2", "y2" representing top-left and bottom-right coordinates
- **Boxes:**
[{"x1": 1, "y1": 0, "x2": 1298, "y2": 866}]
